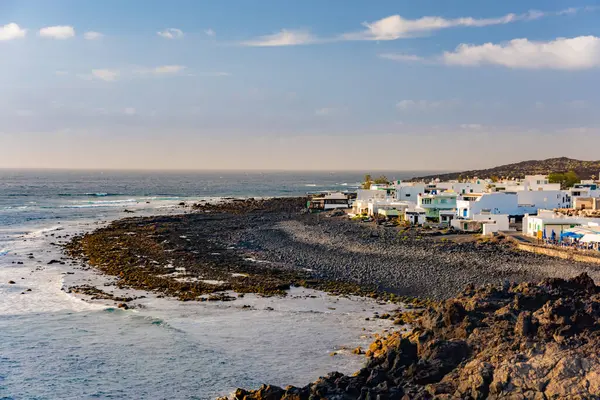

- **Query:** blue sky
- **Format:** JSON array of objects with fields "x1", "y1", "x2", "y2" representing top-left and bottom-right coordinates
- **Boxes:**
[{"x1": 1, "y1": 0, "x2": 600, "y2": 170}]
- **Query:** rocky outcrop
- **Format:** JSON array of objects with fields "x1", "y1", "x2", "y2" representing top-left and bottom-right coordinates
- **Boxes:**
[{"x1": 224, "y1": 274, "x2": 600, "y2": 399}]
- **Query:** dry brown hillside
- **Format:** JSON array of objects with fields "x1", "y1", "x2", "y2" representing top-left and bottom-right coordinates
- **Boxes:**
[{"x1": 412, "y1": 157, "x2": 600, "y2": 181}]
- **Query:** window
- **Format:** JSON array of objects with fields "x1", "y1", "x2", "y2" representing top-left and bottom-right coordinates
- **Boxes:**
[
  {"x1": 440, "y1": 199, "x2": 447, "y2": 204},
  {"x1": 422, "y1": 198, "x2": 432, "y2": 205},
  {"x1": 463, "y1": 223, "x2": 468, "y2": 230},
  {"x1": 405, "y1": 194, "x2": 411, "y2": 197}
]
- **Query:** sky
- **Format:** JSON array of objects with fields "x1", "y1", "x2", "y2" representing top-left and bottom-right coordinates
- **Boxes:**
[{"x1": 1, "y1": 0, "x2": 600, "y2": 171}]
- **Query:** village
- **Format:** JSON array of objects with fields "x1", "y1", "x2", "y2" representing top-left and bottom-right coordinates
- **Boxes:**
[{"x1": 307, "y1": 173, "x2": 600, "y2": 252}]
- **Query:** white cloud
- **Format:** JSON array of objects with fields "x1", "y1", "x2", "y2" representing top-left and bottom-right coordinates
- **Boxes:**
[
  {"x1": 396, "y1": 99, "x2": 460, "y2": 110},
  {"x1": 0, "y1": 23, "x2": 27, "y2": 41},
  {"x1": 241, "y1": 29, "x2": 316, "y2": 47},
  {"x1": 205, "y1": 28, "x2": 216, "y2": 37},
  {"x1": 133, "y1": 65, "x2": 188, "y2": 76},
  {"x1": 91, "y1": 69, "x2": 119, "y2": 82},
  {"x1": 124, "y1": 107, "x2": 136, "y2": 116},
  {"x1": 460, "y1": 123, "x2": 483, "y2": 130},
  {"x1": 378, "y1": 53, "x2": 425, "y2": 62},
  {"x1": 157, "y1": 28, "x2": 183, "y2": 39},
  {"x1": 342, "y1": 7, "x2": 588, "y2": 41},
  {"x1": 443, "y1": 36, "x2": 600, "y2": 69},
  {"x1": 315, "y1": 107, "x2": 336, "y2": 116},
  {"x1": 208, "y1": 71, "x2": 230, "y2": 77},
  {"x1": 153, "y1": 65, "x2": 186, "y2": 74},
  {"x1": 39, "y1": 25, "x2": 75, "y2": 39},
  {"x1": 55, "y1": 70, "x2": 69, "y2": 76},
  {"x1": 84, "y1": 31, "x2": 103, "y2": 40}
]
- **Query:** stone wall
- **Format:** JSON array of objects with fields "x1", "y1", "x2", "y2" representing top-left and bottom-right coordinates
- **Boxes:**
[{"x1": 514, "y1": 242, "x2": 600, "y2": 264}]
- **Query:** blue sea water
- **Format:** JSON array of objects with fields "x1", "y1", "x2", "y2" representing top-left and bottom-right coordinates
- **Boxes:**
[{"x1": 0, "y1": 170, "x2": 424, "y2": 400}]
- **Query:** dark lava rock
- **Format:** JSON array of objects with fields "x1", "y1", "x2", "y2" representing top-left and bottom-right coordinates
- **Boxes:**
[{"x1": 225, "y1": 274, "x2": 600, "y2": 399}]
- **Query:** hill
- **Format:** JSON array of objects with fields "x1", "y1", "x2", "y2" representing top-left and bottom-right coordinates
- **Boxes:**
[{"x1": 411, "y1": 157, "x2": 600, "y2": 181}]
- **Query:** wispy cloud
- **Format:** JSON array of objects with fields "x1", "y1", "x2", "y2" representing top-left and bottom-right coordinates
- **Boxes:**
[
  {"x1": 124, "y1": 107, "x2": 136, "y2": 116},
  {"x1": 157, "y1": 28, "x2": 183, "y2": 39},
  {"x1": 39, "y1": 25, "x2": 75, "y2": 39},
  {"x1": 241, "y1": 29, "x2": 316, "y2": 47},
  {"x1": 0, "y1": 23, "x2": 27, "y2": 41},
  {"x1": 84, "y1": 31, "x2": 103, "y2": 40},
  {"x1": 342, "y1": 8, "x2": 586, "y2": 41},
  {"x1": 91, "y1": 69, "x2": 119, "y2": 82},
  {"x1": 133, "y1": 65, "x2": 187, "y2": 76},
  {"x1": 443, "y1": 36, "x2": 600, "y2": 69},
  {"x1": 205, "y1": 71, "x2": 230, "y2": 77},
  {"x1": 460, "y1": 123, "x2": 484, "y2": 130},
  {"x1": 396, "y1": 99, "x2": 460, "y2": 110},
  {"x1": 153, "y1": 65, "x2": 186, "y2": 74},
  {"x1": 205, "y1": 28, "x2": 216, "y2": 37},
  {"x1": 315, "y1": 107, "x2": 337, "y2": 116},
  {"x1": 243, "y1": 7, "x2": 593, "y2": 47},
  {"x1": 378, "y1": 53, "x2": 426, "y2": 62}
]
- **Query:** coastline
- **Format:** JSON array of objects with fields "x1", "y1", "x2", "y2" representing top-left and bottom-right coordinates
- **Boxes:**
[
  {"x1": 65, "y1": 197, "x2": 600, "y2": 302},
  {"x1": 2, "y1": 198, "x2": 401, "y2": 399},
  {"x1": 58, "y1": 196, "x2": 600, "y2": 398}
]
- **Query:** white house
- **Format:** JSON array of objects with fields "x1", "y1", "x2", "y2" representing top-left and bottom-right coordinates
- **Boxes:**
[
  {"x1": 517, "y1": 190, "x2": 571, "y2": 210},
  {"x1": 521, "y1": 175, "x2": 562, "y2": 191},
  {"x1": 457, "y1": 190, "x2": 570, "y2": 219},
  {"x1": 569, "y1": 183, "x2": 600, "y2": 200},
  {"x1": 457, "y1": 192, "x2": 520, "y2": 218},
  {"x1": 489, "y1": 175, "x2": 560, "y2": 193},
  {"x1": 417, "y1": 193, "x2": 458, "y2": 220},
  {"x1": 404, "y1": 206, "x2": 426, "y2": 225},
  {"x1": 353, "y1": 188, "x2": 397, "y2": 215},
  {"x1": 367, "y1": 201, "x2": 412, "y2": 218},
  {"x1": 308, "y1": 192, "x2": 350, "y2": 211},
  {"x1": 451, "y1": 213, "x2": 509, "y2": 235},
  {"x1": 392, "y1": 181, "x2": 425, "y2": 204},
  {"x1": 435, "y1": 180, "x2": 488, "y2": 195}
]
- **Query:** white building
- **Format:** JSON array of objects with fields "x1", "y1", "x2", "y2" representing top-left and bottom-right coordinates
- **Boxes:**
[
  {"x1": 308, "y1": 192, "x2": 350, "y2": 211},
  {"x1": 569, "y1": 183, "x2": 600, "y2": 200},
  {"x1": 392, "y1": 181, "x2": 425, "y2": 203},
  {"x1": 404, "y1": 206, "x2": 426, "y2": 225},
  {"x1": 451, "y1": 213, "x2": 509, "y2": 235},
  {"x1": 457, "y1": 190, "x2": 570, "y2": 219},
  {"x1": 367, "y1": 201, "x2": 412, "y2": 218},
  {"x1": 435, "y1": 180, "x2": 488, "y2": 195},
  {"x1": 521, "y1": 175, "x2": 562, "y2": 191},
  {"x1": 457, "y1": 192, "x2": 520, "y2": 218},
  {"x1": 522, "y1": 211, "x2": 600, "y2": 238},
  {"x1": 353, "y1": 188, "x2": 397, "y2": 216},
  {"x1": 489, "y1": 175, "x2": 560, "y2": 193},
  {"x1": 517, "y1": 190, "x2": 571, "y2": 210}
]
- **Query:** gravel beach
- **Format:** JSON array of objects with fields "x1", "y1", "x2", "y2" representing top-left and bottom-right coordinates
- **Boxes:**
[
  {"x1": 224, "y1": 206, "x2": 600, "y2": 299},
  {"x1": 67, "y1": 197, "x2": 600, "y2": 301}
]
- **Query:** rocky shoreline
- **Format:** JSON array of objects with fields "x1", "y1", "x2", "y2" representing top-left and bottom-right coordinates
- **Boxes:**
[
  {"x1": 62, "y1": 197, "x2": 600, "y2": 399},
  {"x1": 227, "y1": 273, "x2": 600, "y2": 399},
  {"x1": 65, "y1": 197, "x2": 599, "y2": 304}
]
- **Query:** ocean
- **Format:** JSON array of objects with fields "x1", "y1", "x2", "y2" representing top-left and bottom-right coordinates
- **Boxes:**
[{"x1": 0, "y1": 170, "x2": 425, "y2": 400}]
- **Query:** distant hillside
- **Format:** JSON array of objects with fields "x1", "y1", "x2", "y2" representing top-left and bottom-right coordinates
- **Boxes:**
[{"x1": 411, "y1": 157, "x2": 600, "y2": 181}]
